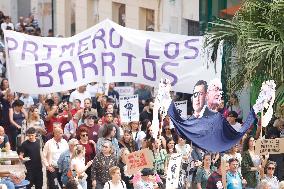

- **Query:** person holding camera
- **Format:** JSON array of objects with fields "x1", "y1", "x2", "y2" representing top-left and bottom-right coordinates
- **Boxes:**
[{"x1": 43, "y1": 99, "x2": 72, "y2": 134}]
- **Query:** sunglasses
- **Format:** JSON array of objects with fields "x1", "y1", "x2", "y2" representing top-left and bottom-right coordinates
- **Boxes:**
[
  {"x1": 267, "y1": 167, "x2": 275, "y2": 170},
  {"x1": 165, "y1": 128, "x2": 171, "y2": 131},
  {"x1": 81, "y1": 134, "x2": 88, "y2": 137},
  {"x1": 193, "y1": 91, "x2": 205, "y2": 98},
  {"x1": 102, "y1": 145, "x2": 109, "y2": 148}
]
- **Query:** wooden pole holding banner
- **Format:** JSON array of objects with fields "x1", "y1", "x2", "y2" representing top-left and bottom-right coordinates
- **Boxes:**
[
  {"x1": 221, "y1": 157, "x2": 227, "y2": 189},
  {"x1": 260, "y1": 110, "x2": 263, "y2": 138}
]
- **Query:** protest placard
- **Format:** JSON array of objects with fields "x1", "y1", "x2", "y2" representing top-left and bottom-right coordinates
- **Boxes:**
[
  {"x1": 255, "y1": 138, "x2": 284, "y2": 155},
  {"x1": 125, "y1": 148, "x2": 154, "y2": 175},
  {"x1": 114, "y1": 86, "x2": 134, "y2": 96},
  {"x1": 174, "y1": 100, "x2": 188, "y2": 119},
  {"x1": 119, "y1": 94, "x2": 139, "y2": 122},
  {"x1": 4, "y1": 19, "x2": 221, "y2": 94},
  {"x1": 166, "y1": 153, "x2": 183, "y2": 189}
]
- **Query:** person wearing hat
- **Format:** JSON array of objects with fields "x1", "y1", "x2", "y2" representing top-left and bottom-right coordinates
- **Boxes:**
[
  {"x1": 76, "y1": 111, "x2": 100, "y2": 143},
  {"x1": 133, "y1": 168, "x2": 161, "y2": 189},
  {"x1": 227, "y1": 111, "x2": 242, "y2": 131}
]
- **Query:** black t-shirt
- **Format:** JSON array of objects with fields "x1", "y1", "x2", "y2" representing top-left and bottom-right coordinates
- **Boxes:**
[{"x1": 20, "y1": 139, "x2": 42, "y2": 170}]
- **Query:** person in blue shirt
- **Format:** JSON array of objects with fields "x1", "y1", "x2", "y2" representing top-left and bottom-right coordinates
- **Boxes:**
[{"x1": 227, "y1": 158, "x2": 247, "y2": 189}]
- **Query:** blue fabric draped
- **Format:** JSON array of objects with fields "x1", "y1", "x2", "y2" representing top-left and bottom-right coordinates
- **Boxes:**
[{"x1": 168, "y1": 102, "x2": 257, "y2": 152}]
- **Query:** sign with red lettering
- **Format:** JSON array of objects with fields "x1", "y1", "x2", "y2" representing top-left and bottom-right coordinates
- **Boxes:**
[{"x1": 125, "y1": 148, "x2": 154, "y2": 175}]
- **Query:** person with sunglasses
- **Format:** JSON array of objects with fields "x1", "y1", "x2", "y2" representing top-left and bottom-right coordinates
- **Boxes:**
[
  {"x1": 260, "y1": 161, "x2": 279, "y2": 189},
  {"x1": 77, "y1": 111, "x2": 100, "y2": 143},
  {"x1": 78, "y1": 128, "x2": 96, "y2": 189}
]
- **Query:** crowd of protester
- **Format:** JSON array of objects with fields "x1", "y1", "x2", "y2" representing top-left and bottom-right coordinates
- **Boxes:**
[{"x1": 0, "y1": 10, "x2": 284, "y2": 189}]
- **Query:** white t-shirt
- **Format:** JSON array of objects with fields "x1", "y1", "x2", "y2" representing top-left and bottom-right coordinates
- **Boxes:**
[
  {"x1": 69, "y1": 90, "x2": 91, "y2": 107},
  {"x1": 103, "y1": 180, "x2": 126, "y2": 189},
  {"x1": 71, "y1": 157, "x2": 87, "y2": 180},
  {"x1": 86, "y1": 83, "x2": 104, "y2": 97},
  {"x1": 132, "y1": 131, "x2": 146, "y2": 149},
  {"x1": 231, "y1": 122, "x2": 242, "y2": 131}
]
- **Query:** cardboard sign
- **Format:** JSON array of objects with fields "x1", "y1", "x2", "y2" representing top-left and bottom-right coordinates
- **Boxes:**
[
  {"x1": 166, "y1": 153, "x2": 183, "y2": 189},
  {"x1": 4, "y1": 19, "x2": 222, "y2": 94},
  {"x1": 174, "y1": 100, "x2": 188, "y2": 119},
  {"x1": 119, "y1": 94, "x2": 139, "y2": 122},
  {"x1": 125, "y1": 148, "x2": 154, "y2": 175},
  {"x1": 255, "y1": 138, "x2": 284, "y2": 155}
]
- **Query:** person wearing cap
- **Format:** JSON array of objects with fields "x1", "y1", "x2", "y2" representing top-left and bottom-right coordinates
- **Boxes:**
[
  {"x1": 133, "y1": 168, "x2": 161, "y2": 189},
  {"x1": 227, "y1": 111, "x2": 242, "y2": 131},
  {"x1": 77, "y1": 111, "x2": 100, "y2": 143}
]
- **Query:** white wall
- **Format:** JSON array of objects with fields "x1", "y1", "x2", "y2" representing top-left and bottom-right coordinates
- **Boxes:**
[{"x1": 0, "y1": 0, "x2": 18, "y2": 24}]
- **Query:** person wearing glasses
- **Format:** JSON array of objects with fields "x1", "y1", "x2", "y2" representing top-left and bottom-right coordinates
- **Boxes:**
[
  {"x1": 19, "y1": 127, "x2": 43, "y2": 189},
  {"x1": 260, "y1": 161, "x2": 279, "y2": 189},
  {"x1": 78, "y1": 127, "x2": 96, "y2": 189},
  {"x1": 77, "y1": 111, "x2": 100, "y2": 143},
  {"x1": 57, "y1": 138, "x2": 79, "y2": 187},
  {"x1": 91, "y1": 140, "x2": 118, "y2": 189},
  {"x1": 42, "y1": 127, "x2": 69, "y2": 189},
  {"x1": 206, "y1": 79, "x2": 222, "y2": 112},
  {"x1": 191, "y1": 80, "x2": 215, "y2": 118},
  {"x1": 227, "y1": 158, "x2": 247, "y2": 189}
]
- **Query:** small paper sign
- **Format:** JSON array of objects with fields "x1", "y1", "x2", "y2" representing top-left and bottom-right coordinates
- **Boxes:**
[
  {"x1": 174, "y1": 100, "x2": 188, "y2": 119},
  {"x1": 119, "y1": 94, "x2": 139, "y2": 122}
]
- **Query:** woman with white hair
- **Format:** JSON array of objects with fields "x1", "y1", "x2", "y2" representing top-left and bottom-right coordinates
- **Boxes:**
[
  {"x1": 71, "y1": 145, "x2": 93, "y2": 189},
  {"x1": 257, "y1": 180, "x2": 271, "y2": 189},
  {"x1": 91, "y1": 140, "x2": 118, "y2": 189}
]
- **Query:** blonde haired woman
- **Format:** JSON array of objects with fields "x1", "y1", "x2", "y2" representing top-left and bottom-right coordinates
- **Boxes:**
[
  {"x1": 71, "y1": 145, "x2": 93, "y2": 189},
  {"x1": 103, "y1": 166, "x2": 126, "y2": 189}
]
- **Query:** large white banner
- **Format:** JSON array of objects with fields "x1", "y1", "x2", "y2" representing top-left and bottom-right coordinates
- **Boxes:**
[
  {"x1": 119, "y1": 94, "x2": 139, "y2": 123},
  {"x1": 174, "y1": 100, "x2": 188, "y2": 119},
  {"x1": 4, "y1": 19, "x2": 222, "y2": 94}
]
